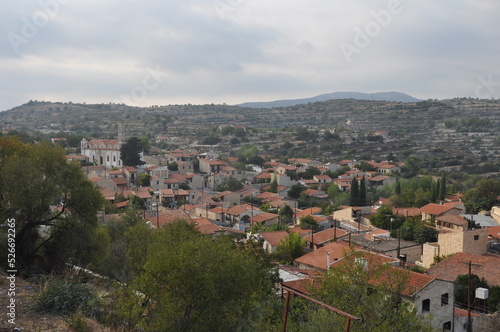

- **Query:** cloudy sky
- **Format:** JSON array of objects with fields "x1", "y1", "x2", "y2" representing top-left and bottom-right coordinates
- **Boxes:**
[{"x1": 1, "y1": 0, "x2": 499, "y2": 111}]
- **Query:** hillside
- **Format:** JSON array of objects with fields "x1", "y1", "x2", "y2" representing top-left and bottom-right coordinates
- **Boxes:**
[
  {"x1": 237, "y1": 91, "x2": 421, "y2": 108},
  {"x1": 1, "y1": 98, "x2": 499, "y2": 168}
]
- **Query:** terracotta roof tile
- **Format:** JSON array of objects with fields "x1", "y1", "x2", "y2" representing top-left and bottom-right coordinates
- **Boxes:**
[
  {"x1": 261, "y1": 231, "x2": 289, "y2": 247},
  {"x1": 426, "y1": 252, "x2": 500, "y2": 286}
]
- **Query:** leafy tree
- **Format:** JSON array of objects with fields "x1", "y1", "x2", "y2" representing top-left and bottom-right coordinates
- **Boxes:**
[
  {"x1": 237, "y1": 144, "x2": 259, "y2": 163},
  {"x1": 300, "y1": 215, "x2": 318, "y2": 231},
  {"x1": 369, "y1": 205, "x2": 404, "y2": 231},
  {"x1": 167, "y1": 162, "x2": 178, "y2": 171},
  {"x1": 279, "y1": 204, "x2": 294, "y2": 224},
  {"x1": 311, "y1": 251, "x2": 434, "y2": 332},
  {"x1": 216, "y1": 176, "x2": 244, "y2": 192},
  {"x1": 300, "y1": 166, "x2": 321, "y2": 180},
  {"x1": 288, "y1": 184, "x2": 307, "y2": 199},
  {"x1": 268, "y1": 174, "x2": 278, "y2": 193},
  {"x1": 138, "y1": 173, "x2": 151, "y2": 187},
  {"x1": 126, "y1": 220, "x2": 278, "y2": 331},
  {"x1": 273, "y1": 233, "x2": 306, "y2": 264},
  {"x1": 413, "y1": 226, "x2": 438, "y2": 243},
  {"x1": 462, "y1": 178, "x2": 500, "y2": 213},
  {"x1": 355, "y1": 161, "x2": 375, "y2": 172},
  {"x1": 402, "y1": 156, "x2": 421, "y2": 177},
  {"x1": 139, "y1": 136, "x2": 151, "y2": 153},
  {"x1": 201, "y1": 135, "x2": 220, "y2": 145},
  {"x1": 0, "y1": 137, "x2": 104, "y2": 275},
  {"x1": 120, "y1": 136, "x2": 145, "y2": 166},
  {"x1": 454, "y1": 274, "x2": 488, "y2": 310},
  {"x1": 349, "y1": 178, "x2": 359, "y2": 206}
]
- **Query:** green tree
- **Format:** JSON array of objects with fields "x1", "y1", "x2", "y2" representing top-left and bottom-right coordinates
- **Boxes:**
[
  {"x1": 167, "y1": 162, "x2": 178, "y2": 171},
  {"x1": 268, "y1": 174, "x2": 278, "y2": 193},
  {"x1": 300, "y1": 215, "x2": 318, "y2": 231},
  {"x1": 359, "y1": 176, "x2": 367, "y2": 206},
  {"x1": 279, "y1": 204, "x2": 294, "y2": 224},
  {"x1": 439, "y1": 173, "x2": 447, "y2": 201},
  {"x1": 288, "y1": 184, "x2": 307, "y2": 199},
  {"x1": 311, "y1": 251, "x2": 434, "y2": 332},
  {"x1": 139, "y1": 136, "x2": 151, "y2": 154},
  {"x1": 138, "y1": 173, "x2": 151, "y2": 187},
  {"x1": 395, "y1": 179, "x2": 401, "y2": 196},
  {"x1": 0, "y1": 137, "x2": 104, "y2": 275},
  {"x1": 454, "y1": 274, "x2": 488, "y2": 310},
  {"x1": 216, "y1": 176, "x2": 244, "y2": 192},
  {"x1": 127, "y1": 220, "x2": 278, "y2": 331},
  {"x1": 120, "y1": 136, "x2": 145, "y2": 166},
  {"x1": 273, "y1": 233, "x2": 306, "y2": 264},
  {"x1": 402, "y1": 156, "x2": 421, "y2": 177},
  {"x1": 349, "y1": 178, "x2": 359, "y2": 206},
  {"x1": 300, "y1": 166, "x2": 321, "y2": 180},
  {"x1": 462, "y1": 178, "x2": 500, "y2": 213},
  {"x1": 413, "y1": 226, "x2": 438, "y2": 243}
]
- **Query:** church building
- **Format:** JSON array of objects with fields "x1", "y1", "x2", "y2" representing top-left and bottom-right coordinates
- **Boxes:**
[{"x1": 81, "y1": 125, "x2": 125, "y2": 168}]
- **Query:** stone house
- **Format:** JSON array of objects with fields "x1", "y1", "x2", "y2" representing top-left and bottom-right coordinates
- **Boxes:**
[{"x1": 199, "y1": 159, "x2": 226, "y2": 174}]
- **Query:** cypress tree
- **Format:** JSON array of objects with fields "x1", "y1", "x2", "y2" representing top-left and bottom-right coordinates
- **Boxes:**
[
  {"x1": 435, "y1": 179, "x2": 441, "y2": 202},
  {"x1": 395, "y1": 179, "x2": 401, "y2": 196},
  {"x1": 431, "y1": 181, "x2": 437, "y2": 202},
  {"x1": 350, "y1": 178, "x2": 359, "y2": 206},
  {"x1": 359, "y1": 176, "x2": 367, "y2": 206},
  {"x1": 439, "y1": 173, "x2": 447, "y2": 201}
]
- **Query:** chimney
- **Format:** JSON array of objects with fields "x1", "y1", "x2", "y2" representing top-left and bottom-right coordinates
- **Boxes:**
[{"x1": 398, "y1": 254, "x2": 407, "y2": 268}]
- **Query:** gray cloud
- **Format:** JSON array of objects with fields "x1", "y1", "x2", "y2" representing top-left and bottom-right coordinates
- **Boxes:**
[{"x1": 1, "y1": 0, "x2": 499, "y2": 111}]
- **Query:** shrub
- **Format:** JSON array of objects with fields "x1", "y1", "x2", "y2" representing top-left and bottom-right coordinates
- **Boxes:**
[{"x1": 34, "y1": 278, "x2": 101, "y2": 317}]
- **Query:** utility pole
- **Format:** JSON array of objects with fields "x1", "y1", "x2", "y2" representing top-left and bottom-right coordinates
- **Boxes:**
[{"x1": 460, "y1": 261, "x2": 481, "y2": 332}]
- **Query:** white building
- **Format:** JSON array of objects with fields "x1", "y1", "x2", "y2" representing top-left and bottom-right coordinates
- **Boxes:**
[{"x1": 81, "y1": 125, "x2": 125, "y2": 168}]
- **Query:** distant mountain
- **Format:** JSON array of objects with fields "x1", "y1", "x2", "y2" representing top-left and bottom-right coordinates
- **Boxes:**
[{"x1": 237, "y1": 91, "x2": 421, "y2": 108}]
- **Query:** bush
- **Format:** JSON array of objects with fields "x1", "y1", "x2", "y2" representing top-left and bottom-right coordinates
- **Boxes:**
[{"x1": 34, "y1": 278, "x2": 101, "y2": 317}]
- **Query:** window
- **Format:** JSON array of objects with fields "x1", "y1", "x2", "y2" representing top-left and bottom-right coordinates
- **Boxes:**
[
  {"x1": 441, "y1": 293, "x2": 449, "y2": 306},
  {"x1": 443, "y1": 321, "x2": 451, "y2": 331},
  {"x1": 422, "y1": 299, "x2": 430, "y2": 312},
  {"x1": 474, "y1": 235, "x2": 479, "y2": 240}
]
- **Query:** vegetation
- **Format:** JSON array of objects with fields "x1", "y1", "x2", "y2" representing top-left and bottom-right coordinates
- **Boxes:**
[
  {"x1": 0, "y1": 137, "x2": 105, "y2": 275},
  {"x1": 120, "y1": 136, "x2": 145, "y2": 166}
]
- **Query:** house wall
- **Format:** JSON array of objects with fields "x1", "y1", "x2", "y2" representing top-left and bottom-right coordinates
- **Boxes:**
[
  {"x1": 413, "y1": 279, "x2": 454, "y2": 331},
  {"x1": 277, "y1": 174, "x2": 298, "y2": 187},
  {"x1": 491, "y1": 206, "x2": 500, "y2": 224},
  {"x1": 454, "y1": 312, "x2": 500, "y2": 332},
  {"x1": 199, "y1": 159, "x2": 211, "y2": 174},
  {"x1": 382, "y1": 244, "x2": 422, "y2": 264},
  {"x1": 333, "y1": 208, "x2": 357, "y2": 222},
  {"x1": 439, "y1": 228, "x2": 488, "y2": 257},
  {"x1": 420, "y1": 242, "x2": 440, "y2": 268}
]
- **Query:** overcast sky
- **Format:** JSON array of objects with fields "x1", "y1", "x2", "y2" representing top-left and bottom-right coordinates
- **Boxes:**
[{"x1": 1, "y1": 0, "x2": 499, "y2": 111}]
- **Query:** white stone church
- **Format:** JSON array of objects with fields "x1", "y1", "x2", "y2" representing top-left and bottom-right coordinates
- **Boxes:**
[{"x1": 81, "y1": 125, "x2": 125, "y2": 168}]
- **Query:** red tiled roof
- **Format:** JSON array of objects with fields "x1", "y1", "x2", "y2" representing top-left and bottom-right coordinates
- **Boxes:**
[
  {"x1": 487, "y1": 225, "x2": 500, "y2": 239},
  {"x1": 436, "y1": 214, "x2": 468, "y2": 226},
  {"x1": 147, "y1": 209, "x2": 192, "y2": 228},
  {"x1": 454, "y1": 307, "x2": 481, "y2": 317},
  {"x1": 192, "y1": 218, "x2": 221, "y2": 235},
  {"x1": 303, "y1": 228, "x2": 348, "y2": 245},
  {"x1": 261, "y1": 231, "x2": 289, "y2": 247},
  {"x1": 296, "y1": 207, "x2": 323, "y2": 217},
  {"x1": 426, "y1": 252, "x2": 500, "y2": 286},
  {"x1": 295, "y1": 242, "x2": 356, "y2": 270},
  {"x1": 201, "y1": 159, "x2": 226, "y2": 165},
  {"x1": 392, "y1": 207, "x2": 421, "y2": 217},
  {"x1": 112, "y1": 177, "x2": 128, "y2": 185},
  {"x1": 250, "y1": 212, "x2": 279, "y2": 223},
  {"x1": 420, "y1": 203, "x2": 456, "y2": 215}
]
